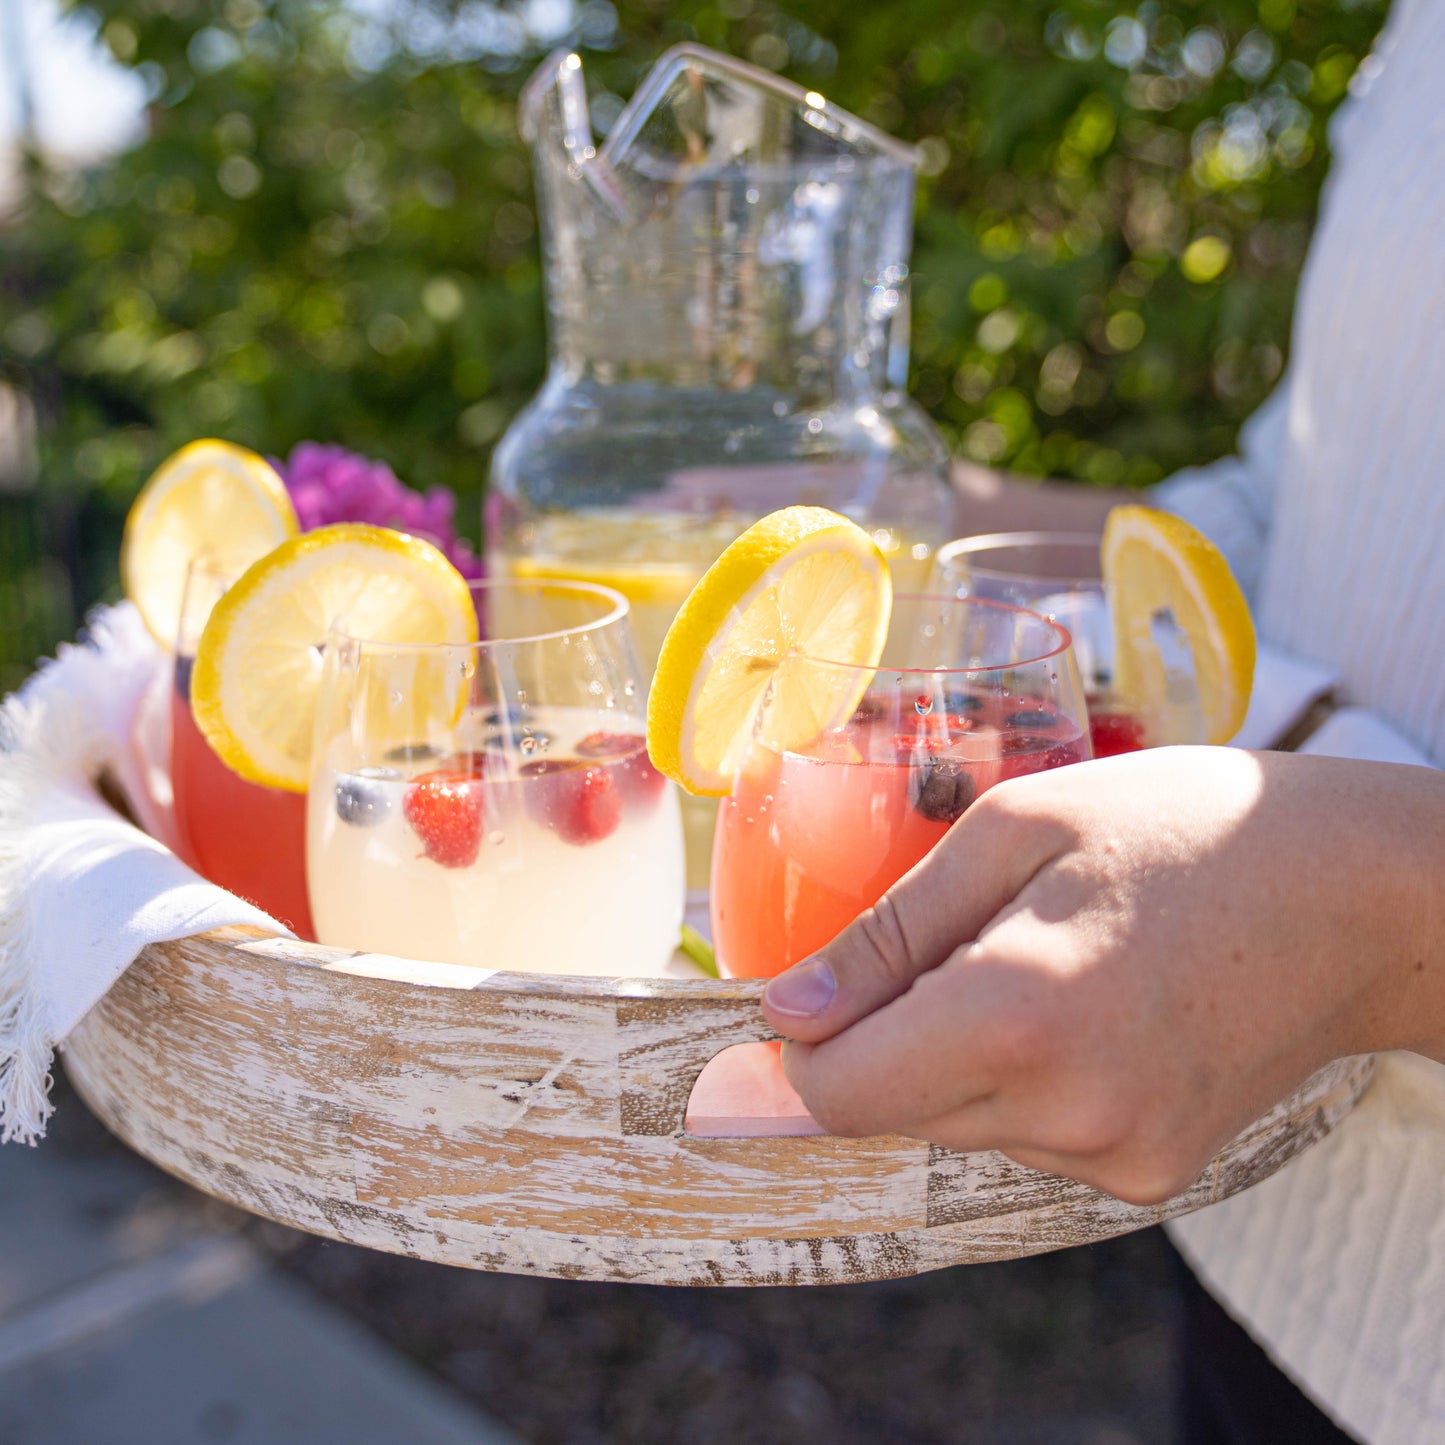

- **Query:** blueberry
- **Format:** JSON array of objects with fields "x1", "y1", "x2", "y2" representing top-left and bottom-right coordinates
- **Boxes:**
[
  {"x1": 384, "y1": 742, "x2": 441, "y2": 764},
  {"x1": 480, "y1": 705, "x2": 532, "y2": 729},
  {"x1": 174, "y1": 655, "x2": 194, "y2": 701},
  {"x1": 910, "y1": 756, "x2": 977, "y2": 824},
  {"x1": 1003, "y1": 708, "x2": 1058, "y2": 729},
  {"x1": 943, "y1": 690, "x2": 984, "y2": 715},
  {"x1": 335, "y1": 768, "x2": 397, "y2": 826}
]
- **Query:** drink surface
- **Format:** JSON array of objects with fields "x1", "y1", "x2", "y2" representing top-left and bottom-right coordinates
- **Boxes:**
[
  {"x1": 308, "y1": 705, "x2": 683, "y2": 976},
  {"x1": 170, "y1": 658, "x2": 314, "y2": 938},
  {"x1": 712, "y1": 695, "x2": 1089, "y2": 979}
]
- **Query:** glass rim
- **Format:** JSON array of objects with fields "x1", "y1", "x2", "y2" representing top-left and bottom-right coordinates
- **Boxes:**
[
  {"x1": 935, "y1": 531, "x2": 1105, "y2": 587},
  {"x1": 799, "y1": 592, "x2": 1076, "y2": 675},
  {"x1": 324, "y1": 576, "x2": 631, "y2": 652}
]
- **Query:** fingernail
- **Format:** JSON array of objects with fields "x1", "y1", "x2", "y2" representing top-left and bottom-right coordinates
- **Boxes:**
[{"x1": 764, "y1": 957, "x2": 836, "y2": 1017}]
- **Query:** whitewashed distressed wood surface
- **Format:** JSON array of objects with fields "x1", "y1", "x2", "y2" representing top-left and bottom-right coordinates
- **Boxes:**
[{"x1": 61, "y1": 925, "x2": 1377, "y2": 1286}]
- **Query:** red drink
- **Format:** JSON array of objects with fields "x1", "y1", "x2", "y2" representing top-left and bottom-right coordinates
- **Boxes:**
[
  {"x1": 170, "y1": 657, "x2": 315, "y2": 938},
  {"x1": 1086, "y1": 697, "x2": 1148, "y2": 757},
  {"x1": 712, "y1": 694, "x2": 1089, "y2": 978}
]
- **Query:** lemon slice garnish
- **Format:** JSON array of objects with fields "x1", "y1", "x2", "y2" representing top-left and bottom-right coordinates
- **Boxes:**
[
  {"x1": 1102, "y1": 505, "x2": 1256, "y2": 745},
  {"x1": 646, "y1": 506, "x2": 893, "y2": 797},
  {"x1": 120, "y1": 439, "x2": 300, "y2": 646},
  {"x1": 191, "y1": 524, "x2": 478, "y2": 792}
]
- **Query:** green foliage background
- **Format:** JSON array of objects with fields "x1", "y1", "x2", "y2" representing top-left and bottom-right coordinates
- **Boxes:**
[{"x1": 0, "y1": 0, "x2": 1388, "y2": 690}]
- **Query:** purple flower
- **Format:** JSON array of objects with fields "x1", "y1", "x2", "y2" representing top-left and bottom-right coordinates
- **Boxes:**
[{"x1": 274, "y1": 443, "x2": 484, "y2": 580}]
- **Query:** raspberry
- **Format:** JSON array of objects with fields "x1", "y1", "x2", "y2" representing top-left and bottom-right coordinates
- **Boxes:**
[
  {"x1": 402, "y1": 770, "x2": 484, "y2": 867},
  {"x1": 521, "y1": 758, "x2": 623, "y2": 845},
  {"x1": 1090, "y1": 711, "x2": 1147, "y2": 757},
  {"x1": 574, "y1": 731, "x2": 666, "y2": 806}
]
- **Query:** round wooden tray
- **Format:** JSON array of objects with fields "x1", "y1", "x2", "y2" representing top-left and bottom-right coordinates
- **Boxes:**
[{"x1": 64, "y1": 927, "x2": 1376, "y2": 1287}]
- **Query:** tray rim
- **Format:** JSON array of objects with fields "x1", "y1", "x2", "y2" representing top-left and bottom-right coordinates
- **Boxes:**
[{"x1": 62, "y1": 927, "x2": 1380, "y2": 1287}]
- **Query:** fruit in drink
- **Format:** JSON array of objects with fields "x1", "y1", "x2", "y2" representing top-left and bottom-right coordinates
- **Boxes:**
[
  {"x1": 403, "y1": 769, "x2": 487, "y2": 868},
  {"x1": 646, "y1": 506, "x2": 893, "y2": 796},
  {"x1": 190, "y1": 524, "x2": 478, "y2": 791},
  {"x1": 308, "y1": 706, "x2": 681, "y2": 975},
  {"x1": 712, "y1": 695, "x2": 1088, "y2": 978}
]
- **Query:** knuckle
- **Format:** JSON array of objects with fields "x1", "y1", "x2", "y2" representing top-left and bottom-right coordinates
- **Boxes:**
[{"x1": 853, "y1": 891, "x2": 920, "y2": 990}]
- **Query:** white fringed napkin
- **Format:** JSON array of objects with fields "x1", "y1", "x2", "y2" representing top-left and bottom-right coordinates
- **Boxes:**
[{"x1": 0, "y1": 603, "x2": 289, "y2": 1145}]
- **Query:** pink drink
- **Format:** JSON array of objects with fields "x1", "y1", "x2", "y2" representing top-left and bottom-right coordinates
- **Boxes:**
[
  {"x1": 170, "y1": 657, "x2": 315, "y2": 938},
  {"x1": 712, "y1": 693, "x2": 1089, "y2": 979}
]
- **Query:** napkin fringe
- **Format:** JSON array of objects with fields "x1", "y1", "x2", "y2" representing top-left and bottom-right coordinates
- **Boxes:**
[{"x1": 0, "y1": 604, "x2": 160, "y2": 1144}]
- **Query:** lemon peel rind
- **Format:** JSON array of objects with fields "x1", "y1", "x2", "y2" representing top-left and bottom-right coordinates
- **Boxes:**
[
  {"x1": 120, "y1": 439, "x2": 299, "y2": 647},
  {"x1": 646, "y1": 507, "x2": 892, "y2": 797},
  {"x1": 191, "y1": 524, "x2": 478, "y2": 793},
  {"x1": 1102, "y1": 505, "x2": 1256, "y2": 745}
]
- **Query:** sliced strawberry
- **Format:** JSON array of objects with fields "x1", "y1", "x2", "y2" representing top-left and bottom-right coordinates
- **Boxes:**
[
  {"x1": 521, "y1": 758, "x2": 623, "y2": 845},
  {"x1": 575, "y1": 730, "x2": 666, "y2": 807},
  {"x1": 403, "y1": 769, "x2": 484, "y2": 867}
]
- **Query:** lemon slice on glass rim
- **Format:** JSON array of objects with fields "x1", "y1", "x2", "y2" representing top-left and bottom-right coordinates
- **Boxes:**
[
  {"x1": 1101, "y1": 505, "x2": 1256, "y2": 745},
  {"x1": 191, "y1": 523, "x2": 478, "y2": 792},
  {"x1": 646, "y1": 506, "x2": 893, "y2": 797},
  {"x1": 120, "y1": 439, "x2": 300, "y2": 646}
]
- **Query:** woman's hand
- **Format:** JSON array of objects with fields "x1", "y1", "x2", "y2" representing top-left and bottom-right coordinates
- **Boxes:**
[{"x1": 761, "y1": 748, "x2": 1445, "y2": 1204}]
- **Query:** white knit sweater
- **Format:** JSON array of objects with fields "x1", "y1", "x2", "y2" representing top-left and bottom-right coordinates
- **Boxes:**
[{"x1": 1153, "y1": 2, "x2": 1445, "y2": 1438}]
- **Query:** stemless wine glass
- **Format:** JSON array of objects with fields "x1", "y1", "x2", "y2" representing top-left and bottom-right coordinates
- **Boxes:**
[
  {"x1": 711, "y1": 595, "x2": 1090, "y2": 979},
  {"x1": 933, "y1": 531, "x2": 1206, "y2": 755},
  {"x1": 307, "y1": 579, "x2": 684, "y2": 976},
  {"x1": 171, "y1": 558, "x2": 315, "y2": 937}
]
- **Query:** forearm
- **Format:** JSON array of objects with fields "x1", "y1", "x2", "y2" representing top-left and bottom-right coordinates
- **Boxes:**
[{"x1": 1342, "y1": 758, "x2": 1445, "y2": 1063}]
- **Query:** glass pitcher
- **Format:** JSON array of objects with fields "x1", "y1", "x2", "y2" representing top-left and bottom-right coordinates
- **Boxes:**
[{"x1": 489, "y1": 44, "x2": 954, "y2": 888}]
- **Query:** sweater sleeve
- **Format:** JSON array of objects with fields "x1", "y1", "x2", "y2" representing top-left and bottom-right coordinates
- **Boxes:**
[{"x1": 1148, "y1": 383, "x2": 1287, "y2": 605}]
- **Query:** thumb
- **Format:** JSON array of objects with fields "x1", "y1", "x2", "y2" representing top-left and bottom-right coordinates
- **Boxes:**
[{"x1": 760, "y1": 801, "x2": 1039, "y2": 1043}]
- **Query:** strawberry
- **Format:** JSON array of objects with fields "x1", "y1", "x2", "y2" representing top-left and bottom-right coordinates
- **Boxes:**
[
  {"x1": 574, "y1": 730, "x2": 666, "y2": 806},
  {"x1": 520, "y1": 759, "x2": 623, "y2": 845},
  {"x1": 403, "y1": 769, "x2": 485, "y2": 867}
]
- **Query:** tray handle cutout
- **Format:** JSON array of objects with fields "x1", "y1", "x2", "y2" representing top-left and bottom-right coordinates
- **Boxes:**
[{"x1": 617, "y1": 983, "x2": 783, "y2": 1136}]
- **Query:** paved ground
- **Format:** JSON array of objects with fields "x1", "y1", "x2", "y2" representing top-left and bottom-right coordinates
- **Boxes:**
[
  {"x1": 3, "y1": 1067, "x2": 1182, "y2": 1444},
  {"x1": 0, "y1": 1071, "x2": 518, "y2": 1445}
]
